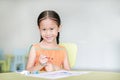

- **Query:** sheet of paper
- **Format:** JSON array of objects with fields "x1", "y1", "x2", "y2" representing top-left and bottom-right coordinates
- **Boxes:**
[{"x1": 24, "y1": 70, "x2": 90, "y2": 79}]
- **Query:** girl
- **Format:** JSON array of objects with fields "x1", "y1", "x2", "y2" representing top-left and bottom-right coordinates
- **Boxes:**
[{"x1": 26, "y1": 10, "x2": 70, "y2": 72}]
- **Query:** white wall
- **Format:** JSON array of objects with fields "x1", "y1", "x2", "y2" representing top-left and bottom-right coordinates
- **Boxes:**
[{"x1": 0, "y1": 0, "x2": 120, "y2": 72}]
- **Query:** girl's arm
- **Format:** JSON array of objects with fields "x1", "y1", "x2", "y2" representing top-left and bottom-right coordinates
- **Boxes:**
[
  {"x1": 45, "y1": 62, "x2": 61, "y2": 71},
  {"x1": 63, "y1": 52, "x2": 70, "y2": 70},
  {"x1": 26, "y1": 46, "x2": 45, "y2": 71}
]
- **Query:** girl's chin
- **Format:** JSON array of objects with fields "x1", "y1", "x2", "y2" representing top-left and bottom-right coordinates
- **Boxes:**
[
  {"x1": 45, "y1": 40, "x2": 54, "y2": 43},
  {"x1": 43, "y1": 38, "x2": 56, "y2": 43}
]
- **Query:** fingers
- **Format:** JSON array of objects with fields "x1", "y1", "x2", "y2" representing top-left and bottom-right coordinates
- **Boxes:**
[
  {"x1": 45, "y1": 63, "x2": 54, "y2": 72},
  {"x1": 39, "y1": 55, "x2": 48, "y2": 64},
  {"x1": 40, "y1": 55, "x2": 47, "y2": 59}
]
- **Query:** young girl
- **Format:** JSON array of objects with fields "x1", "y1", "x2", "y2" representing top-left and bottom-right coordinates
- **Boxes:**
[{"x1": 26, "y1": 10, "x2": 70, "y2": 72}]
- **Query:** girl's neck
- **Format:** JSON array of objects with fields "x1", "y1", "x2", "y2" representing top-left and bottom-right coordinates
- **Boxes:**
[{"x1": 40, "y1": 40, "x2": 58, "y2": 49}]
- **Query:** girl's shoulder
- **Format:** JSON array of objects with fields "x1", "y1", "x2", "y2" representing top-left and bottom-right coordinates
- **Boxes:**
[
  {"x1": 58, "y1": 45, "x2": 66, "y2": 51},
  {"x1": 32, "y1": 43, "x2": 40, "y2": 47},
  {"x1": 31, "y1": 43, "x2": 41, "y2": 50}
]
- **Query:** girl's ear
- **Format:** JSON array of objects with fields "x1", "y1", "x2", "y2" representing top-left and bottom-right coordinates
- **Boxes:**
[{"x1": 58, "y1": 25, "x2": 62, "y2": 32}]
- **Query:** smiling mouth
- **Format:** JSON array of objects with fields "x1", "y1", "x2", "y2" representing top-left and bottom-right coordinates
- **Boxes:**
[{"x1": 45, "y1": 37, "x2": 52, "y2": 39}]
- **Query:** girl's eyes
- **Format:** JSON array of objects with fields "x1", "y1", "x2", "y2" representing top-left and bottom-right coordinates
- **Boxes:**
[
  {"x1": 42, "y1": 29, "x2": 46, "y2": 31},
  {"x1": 42, "y1": 28, "x2": 54, "y2": 31},
  {"x1": 50, "y1": 28, "x2": 54, "y2": 30}
]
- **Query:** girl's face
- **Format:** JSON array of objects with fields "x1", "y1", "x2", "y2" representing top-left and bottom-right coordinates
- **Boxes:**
[{"x1": 39, "y1": 18, "x2": 60, "y2": 43}]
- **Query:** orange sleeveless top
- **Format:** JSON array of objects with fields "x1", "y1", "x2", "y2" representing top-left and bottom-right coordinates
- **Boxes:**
[{"x1": 33, "y1": 43, "x2": 67, "y2": 71}]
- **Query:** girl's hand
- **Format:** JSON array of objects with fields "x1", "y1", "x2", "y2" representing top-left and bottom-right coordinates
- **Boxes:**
[
  {"x1": 53, "y1": 65, "x2": 61, "y2": 71},
  {"x1": 45, "y1": 63, "x2": 61, "y2": 71},
  {"x1": 45, "y1": 63, "x2": 54, "y2": 72},
  {"x1": 39, "y1": 55, "x2": 48, "y2": 65}
]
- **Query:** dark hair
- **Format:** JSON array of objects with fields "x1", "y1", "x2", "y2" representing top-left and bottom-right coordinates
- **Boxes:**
[{"x1": 37, "y1": 10, "x2": 61, "y2": 44}]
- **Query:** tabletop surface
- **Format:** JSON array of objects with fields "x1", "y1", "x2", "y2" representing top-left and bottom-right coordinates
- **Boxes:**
[{"x1": 0, "y1": 71, "x2": 120, "y2": 80}]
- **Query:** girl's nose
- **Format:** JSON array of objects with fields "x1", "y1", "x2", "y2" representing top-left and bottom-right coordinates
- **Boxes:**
[{"x1": 46, "y1": 30, "x2": 51, "y2": 35}]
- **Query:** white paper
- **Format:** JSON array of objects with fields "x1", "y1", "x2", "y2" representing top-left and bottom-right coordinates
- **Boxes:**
[
  {"x1": 25, "y1": 70, "x2": 90, "y2": 79},
  {"x1": 16, "y1": 70, "x2": 30, "y2": 75}
]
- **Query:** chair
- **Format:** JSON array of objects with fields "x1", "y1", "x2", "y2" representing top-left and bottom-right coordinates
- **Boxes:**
[
  {"x1": 5, "y1": 54, "x2": 13, "y2": 72},
  {"x1": 0, "y1": 49, "x2": 7, "y2": 72},
  {"x1": 59, "y1": 43, "x2": 77, "y2": 68},
  {"x1": 10, "y1": 49, "x2": 27, "y2": 72}
]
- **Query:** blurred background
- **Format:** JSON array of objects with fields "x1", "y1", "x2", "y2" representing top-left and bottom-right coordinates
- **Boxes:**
[{"x1": 0, "y1": 0, "x2": 120, "y2": 72}]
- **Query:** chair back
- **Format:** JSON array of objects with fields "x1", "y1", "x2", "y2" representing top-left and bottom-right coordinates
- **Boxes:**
[
  {"x1": 59, "y1": 43, "x2": 77, "y2": 68},
  {"x1": 10, "y1": 48, "x2": 27, "y2": 71},
  {"x1": 13, "y1": 49, "x2": 26, "y2": 63}
]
